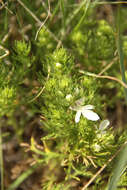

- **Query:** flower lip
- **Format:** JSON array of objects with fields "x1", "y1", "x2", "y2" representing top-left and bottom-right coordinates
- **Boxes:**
[
  {"x1": 81, "y1": 108, "x2": 100, "y2": 121},
  {"x1": 82, "y1": 105, "x2": 94, "y2": 110},
  {"x1": 70, "y1": 98, "x2": 100, "y2": 123}
]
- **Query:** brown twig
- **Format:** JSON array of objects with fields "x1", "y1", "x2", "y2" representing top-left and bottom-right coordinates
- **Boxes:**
[
  {"x1": 79, "y1": 70, "x2": 127, "y2": 89},
  {"x1": 16, "y1": 0, "x2": 61, "y2": 44},
  {"x1": 95, "y1": 75, "x2": 127, "y2": 89},
  {"x1": 0, "y1": 1, "x2": 13, "y2": 14},
  {"x1": 0, "y1": 45, "x2": 9, "y2": 59},
  {"x1": 98, "y1": 56, "x2": 118, "y2": 76},
  {"x1": 96, "y1": 1, "x2": 127, "y2": 5},
  {"x1": 35, "y1": 0, "x2": 51, "y2": 40},
  {"x1": 28, "y1": 66, "x2": 50, "y2": 103},
  {"x1": 0, "y1": 1, "x2": 7, "y2": 10},
  {"x1": 81, "y1": 141, "x2": 127, "y2": 190}
]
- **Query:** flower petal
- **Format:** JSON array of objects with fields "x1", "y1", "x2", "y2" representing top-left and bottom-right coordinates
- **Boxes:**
[
  {"x1": 75, "y1": 110, "x2": 82, "y2": 123},
  {"x1": 99, "y1": 120, "x2": 110, "y2": 131},
  {"x1": 83, "y1": 105, "x2": 95, "y2": 110},
  {"x1": 82, "y1": 109, "x2": 100, "y2": 121}
]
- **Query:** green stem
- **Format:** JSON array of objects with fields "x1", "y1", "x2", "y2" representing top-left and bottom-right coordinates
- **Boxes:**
[
  {"x1": 0, "y1": 126, "x2": 4, "y2": 190},
  {"x1": 116, "y1": 5, "x2": 127, "y2": 102},
  {"x1": 7, "y1": 163, "x2": 41, "y2": 190}
]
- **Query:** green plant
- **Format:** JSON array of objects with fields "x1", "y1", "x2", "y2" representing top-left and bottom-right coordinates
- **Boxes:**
[{"x1": 1, "y1": 1, "x2": 127, "y2": 190}]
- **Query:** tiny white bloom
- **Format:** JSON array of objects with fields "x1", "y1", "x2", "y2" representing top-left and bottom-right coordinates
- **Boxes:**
[
  {"x1": 66, "y1": 94, "x2": 72, "y2": 101},
  {"x1": 99, "y1": 119, "x2": 110, "y2": 131},
  {"x1": 94, "y1": 144, "x2": 101, "y2": 152},
  {"x1": 98, "y1": 119, "x2": 110, "y2": 135},
  {"x1": 70, "y1": 98, "x2": 100, "y2": 123},
  {"x1": 55, "y1": 62, "x2": 61, "y2": 67}
]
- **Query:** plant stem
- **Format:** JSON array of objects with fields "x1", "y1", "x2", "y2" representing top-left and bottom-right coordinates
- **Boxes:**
[
  {"x1": 0, "y1": 126, "x2": 4, "y2": 190},
  {"x1": 116, "y1": 5, "x2": 127, "y2": 102},
  {"x1": 7, "y1": 163, "x2": 40, "y2": 190}
]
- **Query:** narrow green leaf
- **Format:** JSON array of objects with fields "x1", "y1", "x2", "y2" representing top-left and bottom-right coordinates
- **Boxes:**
[
  {"x1": 107, "y1": 143, "x2": 127, "y2": 190},
  {"x1": 0, "y1": 127, "x2": 4, "y2": 190},
  {"x1": 116, "y1": 5, "x2": 127, "y2": 102},
  {"x1": 74, "y1": 0, "x2": 91, "y2": 31},
  {"x1": 6, "y1": 163, "x2": 40, "y2": 190}
]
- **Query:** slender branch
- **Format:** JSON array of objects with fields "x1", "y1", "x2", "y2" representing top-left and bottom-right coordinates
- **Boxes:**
[
  {"x1": 81, "y1": 141, "x2": 127, "y2": 190},
  {"x1": 0, "y1": 127, "x2": 4, "y2": 190},
  {"x1": 0, "y1": 1, "x2": 13, "y2": 14},
  {"x1": 0, "y1": 45, "x2": 9, "y2": 59},
  {"x1": 29, "y1": 66, "x2": 50, "y2": 103},
  {"x1": 98, "y1": 56, "x2": 118, "y2": 76},
  {"x1": 79, "y1": 70, "x2": 127, "y2": 89},
  {"x1": 35, "y1": 0, "x2": 51, "y2": 40},
  {"x1": 95, "y1": 1, "x2": 127, "y2": 5},
  {"x1": 16, "y1": 0, "x2": 61, "y2": 44}
]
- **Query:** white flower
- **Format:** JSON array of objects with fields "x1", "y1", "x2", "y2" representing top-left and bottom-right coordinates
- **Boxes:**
[
  {"x1": 74, "y1": 105, "x2": 100, "y2": 123},
  {"x1": 70, "y1": 98, "x2": 100, "y2": 123},
  {"x1": 55, "y1": 62, "x2": 61, "y2": 67},
  {"x1": 99, "y1": 119, "x2": 110, "y2": 131},
  {"x1": 66, "y1": 94, "x2": 72, "y2": 101},
  {"x1": 94, "y1": 144, "x2": 101, "y2": 152},
  {"x1": 97, "y1": 119, "x2": 110, "y2": 135}
]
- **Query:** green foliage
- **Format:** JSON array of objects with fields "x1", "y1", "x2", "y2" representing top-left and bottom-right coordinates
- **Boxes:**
[
  {"x1": 33, "y1": 48, "x2": 126, "y2": 188},
  {"x1": 1, "y1": 1, "x2": 127, "y2": 190},
  {"x1": 14, "y1": 40, "x2": 31, "y2": 57},
  {"x1": 47, "y1": 48, "x2": 74, "y2": 75},
  {"x1": 12, "y1": 40, "x2": 33, "y2": 84},
  {"x1": 94, "y1": 20, "x2": 115, "y2": 60},
  {"x1": 123, "y1": 37, "x2": 127, "y2": 57},
  {"x1": 0, "y1": 86, "x2": 16, "y2": 116},
  {"x1": 70, "y1": 20, "x2": 116, "y2": 61},
  {"x1": 37, "y1": 28, "x2": 56, "y2": 52},
  {"x1": 42, "y1": 181, "x2": 70, "y2": 190},
  {"x1": 0, "y1": 62, "x2": 11, "y2": 87},
  {"x1": 108, "y1": 144, "x2": 127, "y2": 190}
]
